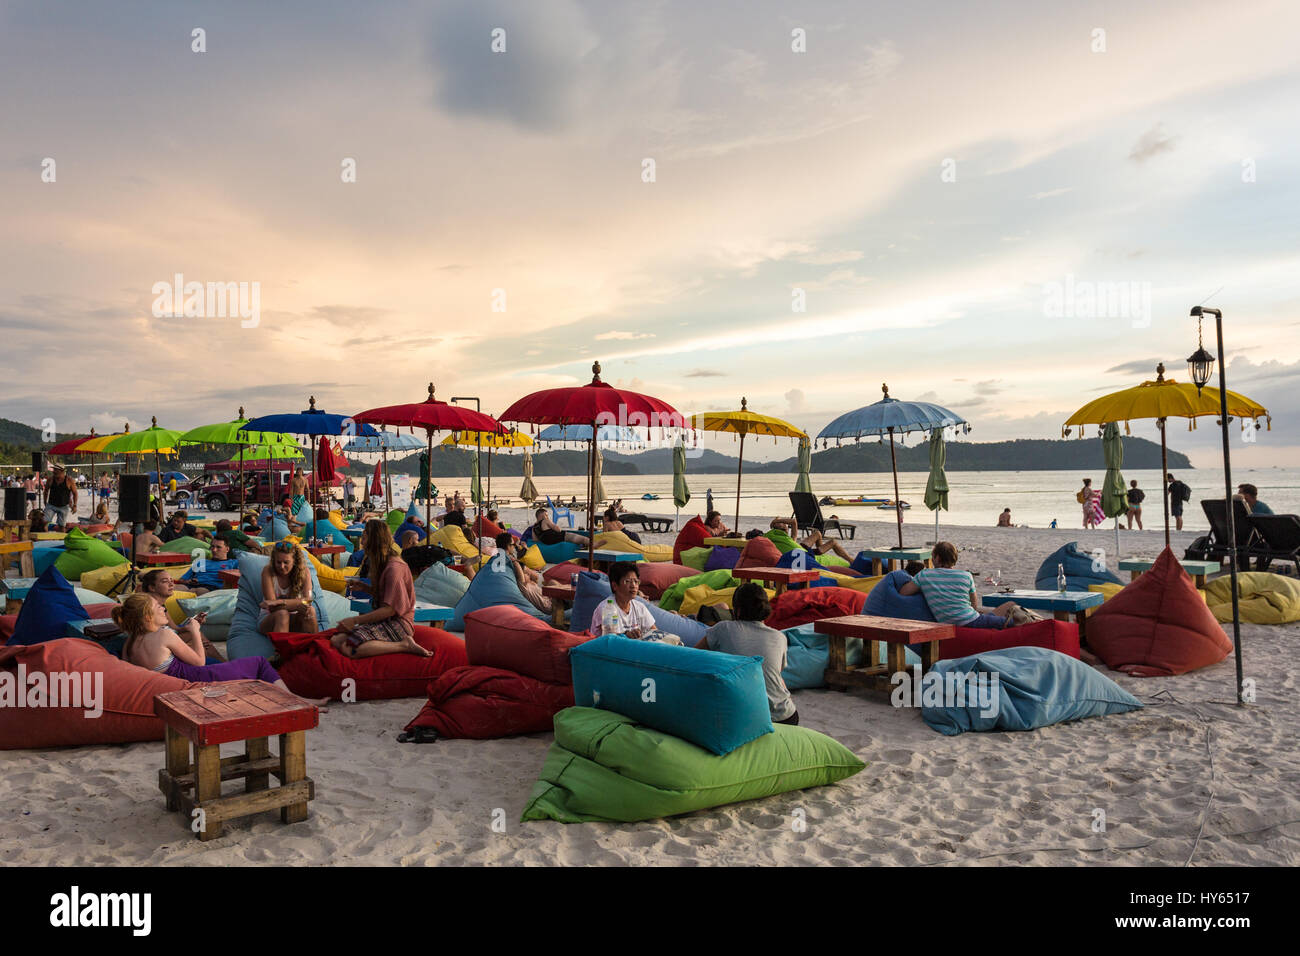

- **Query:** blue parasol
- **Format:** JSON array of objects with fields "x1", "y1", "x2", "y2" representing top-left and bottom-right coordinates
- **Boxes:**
[
  {"x1": 536, "y1": 423, "x2": 643, "y2": 444},
  {"x1": 342, "y1": 431, "x2": 424, "y2": 510},
  {"x1": 245, "y1": 397, "x2": 378, "y2": 511}
]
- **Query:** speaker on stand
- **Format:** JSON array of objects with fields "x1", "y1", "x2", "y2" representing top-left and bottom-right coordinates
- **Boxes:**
[{"x1": 107, "y1": 473, "x2": 153, "y2": 598}]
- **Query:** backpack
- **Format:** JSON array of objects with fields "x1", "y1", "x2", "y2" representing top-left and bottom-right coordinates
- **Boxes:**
[{"x1": 1179, "y1": 483, "x2": 1191, "y2": 503}]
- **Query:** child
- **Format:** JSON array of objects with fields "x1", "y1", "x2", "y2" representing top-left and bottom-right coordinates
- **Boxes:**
[
  {"x1": 258, "y1": 541, "x2": 319, "y2": 634},
  {"x1": 698, "y1": 582, "x2": 798, "y2": 725},
  {"x1": 330, "y1": 520, "x2": 429, "y2": 658}
]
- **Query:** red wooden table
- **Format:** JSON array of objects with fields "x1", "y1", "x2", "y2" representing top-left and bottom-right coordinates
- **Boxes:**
[
  {"x1": 542, "y1": 582, "x2": 575, "y2": 629},
  {"x1": 306, "y1": 544, "x2": 347, "y2": 569},
  {"x1": 154, "y1": 680, "x2": 319, "y2": 841},
  {"x1": 217, "y1": 569, "x2": 242, "y2": 589},
  {"x1": 137, "y1": 551, "x2": 191, "y2": 566},
  {"x1": 813, "y1": 614, "x2": 956, "y2": 692},
  {"x1": 730, "y1": 566, "x2": 821, "y2": 596}
]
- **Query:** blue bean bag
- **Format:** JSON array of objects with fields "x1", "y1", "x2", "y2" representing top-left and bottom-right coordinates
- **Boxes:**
[
  {"x1": 537, "y1": 540, "x2": 578, "y2": 564},
  {"x1": 33, "y1": 547, "x2": 64, "y2": 577},
  {"x1": 259, "y1": 515, "x2": 291, "y2": 542},
  {"x1": 570, "y1": 635, "x2": 774, "y2": 755},
  {"x1": 414, "y1": 562, "x2": 471, "y2": 608},
  {"x1": 8, "y1": 567, "x2": 86, "y2": 646},
  {"x1": 569, "y1": 571, "x2": 710, "y2": 647},
  {"x1": 298, "y1": 519, "x2": 353, "y2": 547},
  {"x1": 226, "y1": 550, "x2": 330, "y2": 659},
  {"x1": 448, "y1": 552, "x2": 549, "y2": 631},
  {"x1": 921, "y1": 646, "x2": 1143, "y2": 735},
  {"x1": 850, "y1": 552, "x2": 875, "y2": 576},
  {"x1": 294, "y1": 501, "x2": 314, "y2": 524},
  {"x1": 703, "y1": 547, "x2": 740, "y2": 572},
  {"x1": 779, "y1": 623, "x2": 922, "y2": 689},
  {"x1": 862, "y1": 569, "x2": 935, "y2": 623},
  {"x1": 1034, "y1": 541, "x2": 1123, "y2": 591}
]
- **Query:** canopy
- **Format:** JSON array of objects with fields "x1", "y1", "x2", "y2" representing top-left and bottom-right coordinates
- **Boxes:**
[
  {"x1": 49, "y1": 431, "x2": 100, "y2": 456},
  {"x1": 536, "y1": 423, "x2": 641, "y2": 444},
  {"x1": 71, "y1": 430, "x2": 127, "y2": 454},
  {"x1": 343, "y1": 431, "x2": 425, "y2": 454},
  {"x1": 692, "y1": 397, "x2": 806, "y2": 529},
  {"x1": 316, "y1": 436, "x2": 346, "y2": 487},
  {"x1": 179, "y1": 408, "x2": 301, "y2": 511},
  {"x1": 444, "y1": 428, "x2": 531, "y2": 507},
  {"x1": 519, "y1": 451, "x2": 539, "y2": 505},
  {"x1": 102, "y1": 418, "x2": 182, "y2": 485}
]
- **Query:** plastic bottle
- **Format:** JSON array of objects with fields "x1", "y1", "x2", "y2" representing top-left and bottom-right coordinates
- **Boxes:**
[
  {"x1": 602, "y1": 600, "x2": 619, "y2": 636},
  {"x1": 1057, "y1": 563, "x2": 1067, "y2": 594}
]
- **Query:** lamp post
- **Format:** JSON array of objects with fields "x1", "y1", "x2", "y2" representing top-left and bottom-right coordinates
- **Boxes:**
[{"x1": 1187, "y1": 306, "x2": 1244, "y2": 705}]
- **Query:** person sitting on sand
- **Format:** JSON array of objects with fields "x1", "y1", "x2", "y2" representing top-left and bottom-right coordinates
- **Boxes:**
[
  {"x1": 258, "y1": 542, "x2": 319, "y2": 635},
  {"x1": 533, "y1": 507, "x2": 587, "y2": 546},
  {"x1": 116, "y1": 592, "x2": 328, "y2": 705},
  {"x1": 997, "y1": 508, "x2": 1012, "y2": 527},
  {"x1": 159, "y1": 510, "x2": 206, "y2": 544},
  {"x1": 769, "y1": 517, "x2": 852, "y2": 562},
  {"x1": 899, "y1": 541, "x2": 1019, "y2": 629},
  {"x1": 330, "y1": 520, "x2": 430, "y2": 659},
  {"x1": 494, "y1": 532, "x2": 552, "y2": 616},
  {"x1": 698, "y1": 582, "x2": 797, "y2": 724},
  {"x1": 213, "y1": 518, "x2": 256, "y2": 552},
  {"x1": 705, "y1": 510, "x2": 731, "y2": 537},
  {"x1": 139, "y1": 569, "x2": 225, "y2": 661},
  {"x1": 590, "y1": 563, "x2": 681, "y2": 644}
]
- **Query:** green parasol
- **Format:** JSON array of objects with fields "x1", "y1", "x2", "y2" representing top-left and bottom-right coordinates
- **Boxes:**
[
  {"x1": 469, "y1": 452, "x2": 482, "y2": 506},
  {"x1": 923, "y1": 427, "x2": 950, "y2": 540},
  {"x1": 672, "y1": 441, "x2": 690, "y2": 530},
  {"x1": 794, "y1": 437, "x2": 813, "y2": 495},
  {"x1": 1101, "y1": 421, "x2": 1127, "y2": 559}
]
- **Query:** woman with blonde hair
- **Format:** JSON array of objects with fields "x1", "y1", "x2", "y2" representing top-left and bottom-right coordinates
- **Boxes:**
[
  {"x1": 114, "y1": 593, "x2": 328, "y2": 704},
  {"x1": 330, "y1": 519, "x2": 429, "y2": 659},
  {"x1": 258, "y1": 541, "x2": 319, "y2": 635}
]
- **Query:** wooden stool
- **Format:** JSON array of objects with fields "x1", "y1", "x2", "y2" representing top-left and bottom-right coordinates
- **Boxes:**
[
  {"x1": 0, "y1": 540, "x2": 35, "y2": 580},
  {"x1": 154, "y1": 680, "x2": 319, "y2": 841},
  {"x1": 1, "y1": 520, "x2": 28, "y2": 543}
]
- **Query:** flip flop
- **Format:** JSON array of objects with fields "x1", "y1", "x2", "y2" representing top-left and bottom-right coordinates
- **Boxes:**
[{"x1": 396, "y1": 728, "x2": 440, "y2": 744}]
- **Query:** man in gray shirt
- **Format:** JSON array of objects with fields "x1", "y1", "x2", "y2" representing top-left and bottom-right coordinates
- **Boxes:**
[{"x1": 699, "y1": 582, "x2": 798, "y2": 725}]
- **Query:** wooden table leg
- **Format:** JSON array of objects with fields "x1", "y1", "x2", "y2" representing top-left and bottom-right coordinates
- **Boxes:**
[
  {"x1": 19, "y1": 550, "x2": 34, "y2": 578},
  {"x1": 885, "y1": 559, "x2": 898, "y2": 573},
  {"x1": 826, "y1": 633, "x2": 847, "y2": 690},
  {"x1": 245, "y1": 736, "x2": 270, "y2": 793},
  {"x1": 551, "y1": 602, "x2": 566, "y2": 629},
  {"x1": 1194, "y1": 573, "x2": 1206, "y2": 588},
  {"x1": 194, "y1": 743, "x2": 223, "y2": 841},
  {"x1": 1129, "y1": 570, "x2": 1140, "y2": 581},
  {"x1": 921, "y1": 640, "x2": 940, "y2": 672},
  {"x1": 886, "y1": 642, "x2": 907, "y2": 676},
  {"x1": 279, "y1": 731, "x2": 309, "y2": 824},
  {"x1": 1075, "y1": 611, "x2": 1089, "y2": 647},
  {"x1": 871, "y1": 558, "x2": 883, "y2": 576},
  {"x1": 772, "y1": 582, "x2": 786, "y2": 598},
  {"x1": 163, "y1": 725, "x2": 189, "y2": 811}
]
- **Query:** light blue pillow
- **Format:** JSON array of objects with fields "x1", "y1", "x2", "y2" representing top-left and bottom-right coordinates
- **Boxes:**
[
  {"x1": 226, "y1": 550, "x2": 328, "y2": 659},
  {"x1": 177, "y1": 589, "x2": 240, "y2": 625},
  {"x1": 921, "y1": 646, "x2": 1143, "y2": 736},
  {"x1": 316, "y1": 589, "x2": 352, "y2": 626},
  {"x1": 299, "y1": 519, "x2": 353, "y2": 548},
  {"x1": 73, "y1": 586, "x2": 116, "y2": 607},
  {"x1": 448, "y1": 551, "x2": 549, "y2": 631},
  {"x1": 537, "y1": 540, "x2": 578, "y2": 564},
  {"x1": 415, "y1": 562, "x2": 470, "y2": 607}
]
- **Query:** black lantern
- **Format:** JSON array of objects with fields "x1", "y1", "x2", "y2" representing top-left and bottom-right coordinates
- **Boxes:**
[{"x1": 1187, "y1": 307, "x2": 1215, "y2": 393}]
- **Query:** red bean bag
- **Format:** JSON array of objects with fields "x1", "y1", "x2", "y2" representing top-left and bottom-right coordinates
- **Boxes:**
[
  {"x1": 633, "y1": 562, "x2": 697, "y2": 600},
  {"x1": 673, "y1": 515, "x2": 709, "y2": 565},
  {"x1": 471, "y1": 516, "x2": 505, "y2": 539},
  {"x1": 1086, "y1": 548, "x2": 1231, "y2": 676},
  {"x1": 939, "y1": 618, "x2": 1080, "y2": 660},
  {"x1": 465, "y1": 606, "x2": 592, "y2": 684},
  {"x1": 542, "y1": 562, "x2": 602, "y2": 586},
  {"x1": 404, "y1": 666, "x2": 575, "y2": 738},
  {"x1": 269, "y1": 625, "x2": 468, "y2": 700},
  {"x1": 736, "y1": 535, "x2": 781, "y2": 570},
  {"x1": 0, "y1": 639, "x2": 200, "y2": 749},
  {"x1": 766, "y1": 586, "x2": 867, "y2": 630}
]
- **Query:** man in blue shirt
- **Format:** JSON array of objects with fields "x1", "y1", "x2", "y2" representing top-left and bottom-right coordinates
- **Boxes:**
[
  {"x1": 1237, "y1": 483, "x2": 1273, "y2": 515},
  {"x1": 178, "y1": 537, "x2": 240, "y2": 594},
  {"x1": 393, "y1": 514, "x2": 427, "y2": 545}
]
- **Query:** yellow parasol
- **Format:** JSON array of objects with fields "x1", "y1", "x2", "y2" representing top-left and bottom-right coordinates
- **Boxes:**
[
  {"x1": 441, "y1": 429, "x2": 533, "y2": 507},
  {"x1": 691, "y1": 397, "x2": 808, "y2": 530}
]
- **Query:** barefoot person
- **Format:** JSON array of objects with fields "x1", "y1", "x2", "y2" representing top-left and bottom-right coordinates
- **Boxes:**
[
  {"x1": 1126, "y1": 480, "x2": 1145, "y2": 530},
  {"x1": 116, "y1": 593, "x2": 329, "y2": 706},
  {"x1": 899, "y1": 541, "x2": 1022, "y2": 629},
  {"x1": 330, "y1": 519, "x2": 430, "y2": 658},
  {"x1": 769, "y1": 517, "x2": 852, "y2": 562},
  {"x1": 258, "y1": 541, "x2": 319, "y2": 635}
]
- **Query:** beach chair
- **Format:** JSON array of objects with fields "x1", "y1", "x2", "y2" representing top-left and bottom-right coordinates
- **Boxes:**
[
  {"x1": 1197, "y1": 499, "x2": 1259, "y2": 568},
  {"x1": 619, "y1": 512, "x2": 673, "y2": 533},
  {"x1": 1245, "y1": 514, "x2": 1300, "y2": 575},
  {"x1": 789, "y1": 491, "x2": 854, "y2": 540},
  {"x1": 546, "y1": 495, "x2": 575, "y2": 529}
]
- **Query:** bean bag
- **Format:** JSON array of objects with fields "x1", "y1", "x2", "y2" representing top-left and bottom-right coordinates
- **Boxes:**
[
  {"x1": 570, "y1": 635, "x2": 773, "y2": 755},
  {"x1": 678, "y1": 585, "x2": 738, "y2": 618},
  {"x1": 269, "y1": 624, "x2": 467, "y2": 700},
  {"x1": 766, "y1": 586, "x2": 866, "y2": 630},
  {"x1": 921, "y1": 647, "x2": 1143, "y2": 735},
  {"x1": 448, "y1": 552, "x2": 550, "y2": 631},
  {"x1": 673, "y1": 515, "x2": 709, "y2": 565},
  {"x1": 634, "y1": 562, "x2": 696, "y2": 600},
  {"x1": 537, "y1": 540, "x2": 579, "y2": 564},
  {"x1": 658, "y1": 569, "x2": 739, "y2": 612},
  {"x1": 177, "y1": 589, "x2": 239, "y2": 625},
  {"x1": 226, "y1": 551, "x2": 330, "y2": 659},
  {"x1": 298, "y1": 520, "x2": 353, "y2": 548},
  {"x1": 1034, "y1": 541, "x2": 1123, "y2": 591},
  {"x1": 678, "y1": 546, "x2": 712, "y2": 572},
  {"x1": 301, "y1": 548, "x2": 359, "y2": 595},
  {"x1": 52, "y1": 529, "x2": 125, "y2": 580},
  {"x1": 736, "y1": 535, "x2": 781, "y2": 569},
  {"x1": 862, "y1": 569, "x2": 936, "y2": 622},
  {"x1": 704, "y1": 546, "x2": 740, "y2": 572},
  {"x1": 415, "y1": 561, "x2": 471, "y2": 608},
  {"x1": 262, "y1": 515, "x2": 292, "y2": 542},
  {"x1": 158, "y1": 535, "x2": 211, "y2": 555},
  {"x1": 33, "y1": 546, "x2": 65, "y2": 577},
  {"x1": 161, "y1": 591, "x2": 199, "y2": 626},
  {"x1": 293, "y1": 501, "x2": 314, "y2": 524},
  {"x1": 593, "y1": 530, "x2": 673, "y2": 563},
  {"x1": 1203, "y1": 572, "x2": 1300, "y2": 625},
  {"x1": 1086, "y1": 548, "x2": 1231, "y2": 676},
  {"x1": 327, "y1": 510, "x2": 348, "y2": 530},
  {"x1": 8, "y1": 567, "x2": 86, "y2": 646},
  {"x1": 940, "y1": 618, "x2": 1080, "y2": 661},
  {"x1": 405, "y1": 667, "x2": 576, "y2": 739},
  {"x1": 471, "y1": 515, "x2": 505, "y2": 539},
  {"x1": 464, "y1": 606, "x2": 593, "y2": 683},
  {"x1": 0, "y1": 639, "x2": 200, "y2": 748},
  {"x1": 542, "y1": 561, "x2": 596, "y2": 586},
  {"x1": 521, "y1": 707, "x2": 865, "y2": 823},
  {"x1": 385, "y1": 509, "x2": 405, "y2": 532},
  {"x1": 779, "y1": 623, "x2": 922, "y2": 690},
  {"x1": 520, "y1": 544, "x2": 545, "y2": 571},
  {"x1": 76, "y1": 563, "x2": 132, "y2": 596},
  {"x1": 764, "y1": 528, "x2": 800, "y2": 553},
  {"x1": 777, "y1": 549, "x2": 859, "y2": 576}
]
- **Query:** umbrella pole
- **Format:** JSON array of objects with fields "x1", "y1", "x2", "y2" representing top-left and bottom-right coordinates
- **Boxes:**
[
  {"x1": 239, "y1": 451, "x2": 245, "y2": 515},
  {"x1": 934, "y1": 507, "x2": 939, "y2": 545},
  {"x1": 1160, "y1": 418, "x2": 1170, "y2": 550},
  {"x1": 889, "y1": 428, "x2": 904, "y2": 549},
  {"x1": 587, "y1": 435, "x2": 595, "y2": 567},
  {"x1": 383, "y1": 447, "x2": 391, "y2": 510},
  {"x1": 734, "y1": 432, "x2": 745, "y2": 532},
  {"x1": 424, "y1": 432, "x2": 433, "y2": 533}
]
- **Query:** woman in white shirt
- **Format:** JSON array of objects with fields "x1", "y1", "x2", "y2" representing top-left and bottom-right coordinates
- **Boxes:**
[{"x1": 590, "y1": 563, "x2": 680, "y2": 644}]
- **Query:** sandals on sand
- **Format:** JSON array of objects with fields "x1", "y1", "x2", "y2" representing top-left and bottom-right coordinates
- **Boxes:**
[{"x1": 396, "y1": 728, "x2": 440, "y2": 744}]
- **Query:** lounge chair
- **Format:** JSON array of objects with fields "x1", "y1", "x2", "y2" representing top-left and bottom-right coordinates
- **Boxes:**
[
  {"x1": 619, "y1": 512, "x2": 673, "y2": 533},
  {"x1": 546, "y1": 495, "x2": 575, "y2": 529},
  {"x1": 789, "y1": 491, "x2": 855, "y2": 540},
  {"x1": 1193, "y1": 498, "x2": 1258, "y2": 568},
  {"x1": 1245, "y1": 514, "x2": 1300, "y2": 575}
]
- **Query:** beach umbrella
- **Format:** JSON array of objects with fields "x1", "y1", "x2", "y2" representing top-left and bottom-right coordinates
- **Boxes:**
[
  {"x1": 178, "y1": 408, "x2": 300, "y2": 512},
  {"x1": 352, "y1": 383, "x2": 506, "y2": 536},
  {"x1": 1101, "y1": 421, "x2": 1127, "y2": 560},
  {"x1": 923, "y1": 427, "x2": 949, "y2": 543},
  {"x1": 519, "y1": 451, "x2": 539, "y2": 505},
  {"x1": 415, "y1": 452, "x2": 434, "y2": 504},
  {"x1": 102, "y1": 419, "x2": 183, "y2": 508},
  {"x1": 499, "y1": 361, "x2": 686, "y2": 565},
  {"x1": 692, "y1": 397, "x2": 807, "y2": 530},
  {"x1": 369, "y1": 461, "x2": 383, "y2": 501},
  {"x1": 1063, "y1": 362, "x2": 1269, "y2": 549},
  {"x1": 316, "y1": 436, "x2": 345, "y2": 491},
  {"x1": 442, "y1": 428, "x2": 532, "y2": 507},
  {"x1": 818, "y1": 384, "x2": 970, "y2": 550},
  {"x1": 220, "y1": 444, "x2": 303, "y2": 462},
  {"x1": 672, "y1": 441, "x2": 691, "y2": 531},
  {"x1": 344, "y1": 430, "x2": 423, "y2": 510},
  {"x1": 592, "y1": 446, "x2": 606, "y2": 509},
  {"x1": 794, "y1": 437, "x2": 813, "y2": 496},
  {"x1": 469, "y1": 452, "x2": 482, "y2": 506},
  {"x1": 536, "y1": 423, "x2": 642, "y2": 444}
]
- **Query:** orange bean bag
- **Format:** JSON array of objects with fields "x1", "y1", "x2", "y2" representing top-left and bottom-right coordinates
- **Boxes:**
[
  {"x1": 766, "y1": 586, "x2": 867, "y2": 630},
  {"x1": 269, "y1": 625, "x2": 468, "y2": 700},
  {"x1": 736, "y1": 535, "x2": 781, "y2": 569},
  {"x1": 405, "y1": 667, "x2": 576, "y2": 739},
  {"x1": 471, "y1": 516, "x2": 505, "y2": 539},
  {"x1": 633, "y1": 562, "x2": 697, "y2": 600},
  {"x1": 1086, "y1": 548, "x2": 1232, "y2": 677},
  {"x1": 464, "y1": 606, "x2": 592, "y2": 684},
  {"x1": 672, "y1": 515, "x2": 709, "y2": 565},
  {"x1": 0, "y1": 639, "x2": 199, "y2": 749}
]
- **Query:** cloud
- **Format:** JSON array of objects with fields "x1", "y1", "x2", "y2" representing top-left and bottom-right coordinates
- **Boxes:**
[
  {"x1": 1128, "y1": 123, "x2": 1177, "y2": 162},
  {"x1": 594, "y1": 331, "x2": 655, "y2": 341},
  {"x1": 684, "y1": 369, "x2": 725, "y2": 378},
  {"x1": 1104, "y1": 359, "x2": 1165, "y2": 376},
  {"x1": 785, "y1": 388, "x2": 806, "y2": 413},
  {"x1": 1029, "y1": 187, "x2": 1074, "y2": 200},
  {"x1": 972, "y1": 380, "x2": 1003, "y2": 396}
]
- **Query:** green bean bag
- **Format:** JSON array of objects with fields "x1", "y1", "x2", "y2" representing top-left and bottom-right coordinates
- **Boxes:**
[
  {"x1": 158, "y1": 535, "x2": 211, "y2": 555},
  {"x1": 1203, "y1": 571, "x2": 1300, "y2": 625},
  {"x1": 521, "y1": 707, "x2": 865, "y2": 824},
  {"x1": 657, "y1": 569, "x2": 739, "y2": 612},
  {"x1": 765, "y1": 528, "x2": 800, "y2": 553},
  {"x1": 385, "y1": 509, "x2": 406, "y2": 533},
  {"x1": 679, "y1": 546, "x2": 712, "y2": 572},
  {"x1": 53, "y1": 529, "x2": 128, "y2": 581}
]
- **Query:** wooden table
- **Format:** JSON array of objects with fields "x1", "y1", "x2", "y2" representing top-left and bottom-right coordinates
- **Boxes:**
[
  {"x1": 348, "y1": 598, "x2": 454, "y2": 627},
  {"x1": 731, "y1": 566, "x2": 821, "y2": 596},
  {"x1": 218, "y1": 569, "x2": 242, "y2": 590},
  {"x1": 2, "y1": 575, "x2": 38, "y2": 615},
  {"x1": 980, "y1": 589, "x2": 1104, "y2": 643},
  {"x1": 0, "y1": 520, "x2": 28, "y2": 543},
  {"x1": 542, "y1": 582, "x2": 575, "y2": 629},
  {"x1": 138, "y1": 551, "x2": 192, "y2": 567},
  {"x1": 154, "y1": 680, "x2": 319, "y2": 841},
  {"x1": 855, "y1": 546, "x2": 932, "y2": 575},
  {"x1": 0, "y1": 540, "x2": 36, "y2": 580},
  {"x1": 814, "y1": 614, "x2": 955, "y2": 692},
  {"x1": 703, "y1": 537, "x2": 747, "y2": 548},
  {"x1": 1118, "y1": 557, "x2": 1219, "y2": 588},
  {"x1": 307, "y1": 544, "x2": 347, "y2": 569}
]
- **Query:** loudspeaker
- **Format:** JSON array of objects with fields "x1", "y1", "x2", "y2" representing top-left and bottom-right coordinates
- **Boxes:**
[
  {"x1": 31, "y1": 451, "x2": 45, "y2": 474},
  {"x1": 3, "y1": 487, "x2": 25, "y2": 521},
  {"x1": 118, "y1": 474, "x2": 151, "y2": 523}
]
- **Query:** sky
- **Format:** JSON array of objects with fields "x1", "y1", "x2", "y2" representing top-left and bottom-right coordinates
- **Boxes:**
[{"x1": 2, "y1": 0, "x2": 1298, "y2": 467}]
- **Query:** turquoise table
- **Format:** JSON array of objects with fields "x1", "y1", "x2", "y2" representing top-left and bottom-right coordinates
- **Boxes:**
[
  {"x1": 855, "y1": 546, "x2": 932, "y2": 575},
  {"x1": 586, "y1": 549, "x2": 641, "y2": 572},
  {"x1": 981, "y1": 589, "x2": 1104, "y2": 642},
  {"x1": 2, "y1": 577, "x2": 38, "y2": 601},
  {"x1": 349, "y1": 598, "x2": 454, "y2": 627},
  {"x1": 1118, "y1": 557, "x2": 1219, "y2": 587}
]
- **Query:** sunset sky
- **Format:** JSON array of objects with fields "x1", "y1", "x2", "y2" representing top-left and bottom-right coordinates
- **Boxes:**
[{"x1": 2, "y1": 0, "x2": 1297, "y2": 466}]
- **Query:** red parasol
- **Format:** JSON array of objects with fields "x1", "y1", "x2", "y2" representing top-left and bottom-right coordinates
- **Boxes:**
[
  {"x1": 315, "y1": 436, "x2": 344, "y2": 489},
  {"x1": 498, "y1": 361, "x2": 687, "y2": 564},
  {"x1": 369, "y1": 461, "x2": 383, "y2": 499}
]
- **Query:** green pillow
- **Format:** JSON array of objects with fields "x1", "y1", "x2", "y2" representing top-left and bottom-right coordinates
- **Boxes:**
[
  {"x1": 816, "y1": 553, "x2": 851, "y2": 567},
  {"x1": 521, "y1": 707, "x2": 865, "y2": 824},
  {"x1": 657, "y1": 568, "x2": 739, "y2": 612},
  {"x1": 177, "y1": 589, "x2": 240, "y2": 626},
  {"x1": 159, "y1": 535, "x2": 211, "y2": 555},
  {"x1": 679, "y1": 546, "x2": 712, "y2": 572},
  {"x1": 765, "y1": 529, "x2": 799, "y2": 553},
  {"x1": 54, "y1": 528, "x2": 129, "y2": 580}
]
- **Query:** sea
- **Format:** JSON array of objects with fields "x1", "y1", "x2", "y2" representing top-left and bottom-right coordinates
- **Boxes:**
[{"x1": 396, "y1": 466, "x2": 1295, "y2": 533}]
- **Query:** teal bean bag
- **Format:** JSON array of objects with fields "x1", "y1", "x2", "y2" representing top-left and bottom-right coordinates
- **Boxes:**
[
  {"x1": 177, "y1": 589, "x2": 240, "y2": 626},
  {"x1": 299, "y1": 519, "x2": 353, "y2": 548},
  {"x1": 415, "y1": 562, "x2": 470, "y2": 608},
  {"x1": 536, "y1": 540, "x2": 578, "y2": 564},
  {"x1": 1034, "y1": 541, "x2": 1123, "y2": 591},
  {"x1": 226, "y1": 550, "x2": 330, "y2": 659},
  {"x1": 780, "y1": 623, "x2": 920, "y2": 690},
  {"x1": 53, "y1": 529, "x2": 126, "y2": 581},
  {"x1": 448, "y1": 552, "x2": 549, "y2": 631},
  {"x1": 657, "y1": 569, "x2": 740, "y2": 612},
  {"x1": 521, "y1": 707, "x2": 866, "y2": 823}
]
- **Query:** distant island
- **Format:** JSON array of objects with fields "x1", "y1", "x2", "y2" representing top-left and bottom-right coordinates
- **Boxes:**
[{"x1": 1, "y1": 417, "x2": 1192, "y2": 477}]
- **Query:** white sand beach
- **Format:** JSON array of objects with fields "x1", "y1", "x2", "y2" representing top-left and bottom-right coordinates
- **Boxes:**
[{"x1": 2, "y1": 515, "x2": 1296, "y2": 867}]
